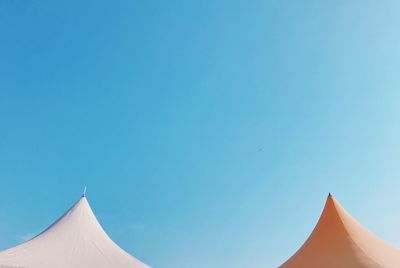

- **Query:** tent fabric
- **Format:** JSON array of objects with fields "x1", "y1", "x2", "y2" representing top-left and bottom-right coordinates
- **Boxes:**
[
  {"x1": 0, "y1": 196, "x2": 150, "y2": 268},
  {"x1": 280, "y1": 194, "x2": 400, "y2": 268}
]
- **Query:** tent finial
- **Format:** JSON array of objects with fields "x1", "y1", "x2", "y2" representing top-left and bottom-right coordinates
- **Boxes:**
[{"x1": 83, "y1": 186, "x2": 87, "y2": 197}]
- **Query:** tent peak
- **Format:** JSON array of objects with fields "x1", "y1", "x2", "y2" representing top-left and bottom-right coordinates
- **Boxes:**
[
  {"x1": 0, "y1": 193, "x2": 150, "y2": 268},
  {"x1": 280, "y1": 194, "x2": 400, "y2": 267},
  {"x1": 326, "y1": 193, "x2": 335, "y2": 203},
  {"x1": 82, "y1": 186, "x2": 87, "y2": 197}
]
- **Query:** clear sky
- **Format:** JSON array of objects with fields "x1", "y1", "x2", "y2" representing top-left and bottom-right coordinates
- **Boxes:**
[{"x1": 1, "y1": 0, "x2": 400, "y2": 267}]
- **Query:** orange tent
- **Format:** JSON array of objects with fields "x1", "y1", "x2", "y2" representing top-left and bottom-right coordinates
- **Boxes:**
[{"x1": 280, "y1": 194, "x2": 400, "y2": 268}]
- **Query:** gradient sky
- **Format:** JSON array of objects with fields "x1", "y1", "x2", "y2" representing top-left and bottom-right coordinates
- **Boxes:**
[{"x1": 1, "y1": 0, "x2": 400, "y2": 267}]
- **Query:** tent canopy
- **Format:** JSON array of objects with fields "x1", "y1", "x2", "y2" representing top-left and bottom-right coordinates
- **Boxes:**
[
  {"x1": 280, "y1": 194, "x2": 400, "y2": 268},
  {"x1": 0, "y1": 195, "x2": 150, "y2": 268}
]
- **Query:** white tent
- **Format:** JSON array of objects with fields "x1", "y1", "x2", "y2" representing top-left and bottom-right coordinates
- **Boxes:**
[
  {"x1": 0, "y1": 195, "x2": 150, "y2": 268},
  {"x1": 280, "y1": 194, "x2": 400, "y2": 268}
]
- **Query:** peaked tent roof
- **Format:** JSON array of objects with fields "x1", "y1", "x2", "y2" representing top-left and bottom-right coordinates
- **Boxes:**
[
  {"x1": 0, "y1": 196, "x2": 150, "y2": 268},
  {"x1": 280, "y1": 194, "x2": 400, "y2": 268}
]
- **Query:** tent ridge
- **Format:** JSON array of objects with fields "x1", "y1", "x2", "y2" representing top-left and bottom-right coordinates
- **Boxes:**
[{"x1": 332, "y1": 199, "x2": 383, "y2": 268}]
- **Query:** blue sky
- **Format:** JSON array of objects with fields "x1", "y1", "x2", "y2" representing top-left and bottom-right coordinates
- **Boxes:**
[{"x1": 1, "y1": 0, "x2": 400, "y2": 267}]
